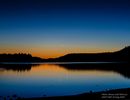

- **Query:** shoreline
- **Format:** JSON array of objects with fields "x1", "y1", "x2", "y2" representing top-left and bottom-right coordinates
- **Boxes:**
[
  {"x1": 0, "y1": 61, "x2": 128, "y2": 64},
  {"x1": 18, "y1": 88, "x2": 130, "y2": 100}
]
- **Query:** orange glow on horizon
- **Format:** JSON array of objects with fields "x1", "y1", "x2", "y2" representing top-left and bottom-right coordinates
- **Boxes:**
[
  {"x1": 0, "y1": 45, "x2": 121, "y2": 59},
  {"x1": 32, "y1": 48, "x2": 120, "y2": 59}
]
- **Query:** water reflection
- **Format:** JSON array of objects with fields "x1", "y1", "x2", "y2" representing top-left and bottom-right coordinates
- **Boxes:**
[
  {"x1": 0, "y1": 63, "x2": 130, "y2": 78},
  {"x1": 0, "y1": 64, "x2": 39, "y2": 72},
  {"x1": 0, "y1": 63, "x2": 130, "y2": 98},
  {"x1": 58, "y1": 63, "x2": 130, "y2": 79}
]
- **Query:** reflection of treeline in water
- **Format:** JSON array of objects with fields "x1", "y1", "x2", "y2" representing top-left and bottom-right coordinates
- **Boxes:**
[
  {"x1": 0, "y1": 62, "x2": 130, "y2": 78},
  {"x1": 0, "y1": 53, "x2": 44, "y2": 62},
  {"x1": 58, "y1": 63, "x2": 130, "y2": 78},
  {"x1": 0, "y1": 64, "x2": 39, "y2": 72}
]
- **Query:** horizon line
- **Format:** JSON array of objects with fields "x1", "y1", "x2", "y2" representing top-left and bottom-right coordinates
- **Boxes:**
[{"x1": 0, "y1": 45, "x2": 129, "y2": 59}]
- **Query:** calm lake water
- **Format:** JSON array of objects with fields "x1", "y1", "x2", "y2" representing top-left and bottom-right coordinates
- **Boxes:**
[{"x1": 0, "y1": 62, "x2": 130, "y2": 98}]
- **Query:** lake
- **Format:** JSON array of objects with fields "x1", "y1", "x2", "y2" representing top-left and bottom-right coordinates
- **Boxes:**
[{"x1": 0, "y1": 62, "x2": 130, "y2": 98}]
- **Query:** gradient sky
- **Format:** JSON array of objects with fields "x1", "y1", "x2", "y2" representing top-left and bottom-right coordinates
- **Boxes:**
[{"x1": 0, "y1": 0, "x2": 130, "y2": 58}]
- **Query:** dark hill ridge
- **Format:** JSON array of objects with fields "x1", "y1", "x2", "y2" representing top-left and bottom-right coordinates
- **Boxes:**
[
  {"x1": 51, "y1": 46, "x2": 130, "y2": 62},
  {"x1": 0, "y1": 46, "x2": 130, "y2": 62}
]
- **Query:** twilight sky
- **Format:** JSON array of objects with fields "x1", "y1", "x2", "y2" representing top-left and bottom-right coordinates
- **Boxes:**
[{"x1": 0, "y1": 0, "x2": 130, "y2": 58}]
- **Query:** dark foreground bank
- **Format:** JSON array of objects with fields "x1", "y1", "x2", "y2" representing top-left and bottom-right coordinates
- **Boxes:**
[{"x1": 18, "y1": 88, "x2": 130, "y2": 100}]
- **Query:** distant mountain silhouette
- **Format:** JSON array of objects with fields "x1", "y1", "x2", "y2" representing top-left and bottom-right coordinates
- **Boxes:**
[
  {"x1": 49, "y1": 46, "x2": 130, "y2": 62},
  {"x1": 0, "y1": 46, "x2": 130, "y2": 62}
]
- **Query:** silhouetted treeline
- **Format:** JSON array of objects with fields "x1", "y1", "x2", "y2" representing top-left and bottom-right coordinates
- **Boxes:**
[
  {"x1": 0, "y1": 46, "x2": 130, "y2": 62},
  {"x1": 49, "y1": 46, "x2": 130, "y2": 62},
  {"x1": 0, "y1": 53, "x2": 44, "y2": 62}
]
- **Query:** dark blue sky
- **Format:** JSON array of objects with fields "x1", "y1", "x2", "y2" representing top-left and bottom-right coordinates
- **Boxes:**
[{"x1": 0, "y1": 0, "x2": 130, "y2": 58}]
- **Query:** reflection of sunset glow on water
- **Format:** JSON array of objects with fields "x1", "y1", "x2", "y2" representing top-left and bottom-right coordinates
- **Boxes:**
[
  {"x1": 0, "y1": 64, "x2": 123, "y2": 79},
  {"x1": 31, "y1": 64, "x2": 66, "y2": 72},
  {"x1": 0, "y1": 63, "x2": 130, "y2": 98},
  {"x1": 31, "y1": 64, "x2": 118, "y2": 77}
]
